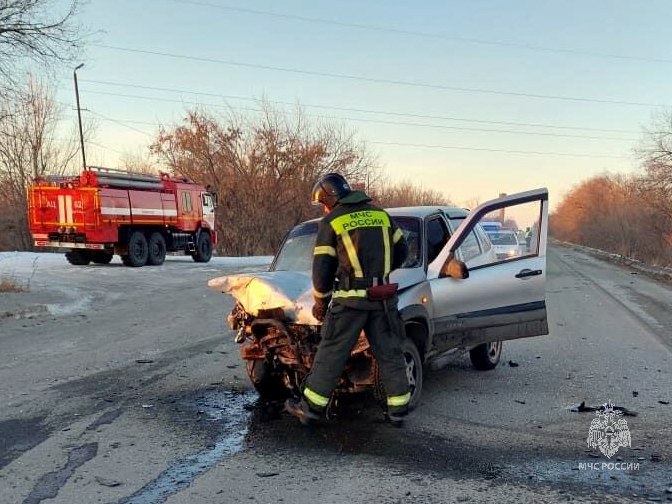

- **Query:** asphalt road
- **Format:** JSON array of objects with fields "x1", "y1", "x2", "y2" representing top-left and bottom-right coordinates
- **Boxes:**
[{"x1": 1, "y1": 245, "x2": 671, "y2": 504}]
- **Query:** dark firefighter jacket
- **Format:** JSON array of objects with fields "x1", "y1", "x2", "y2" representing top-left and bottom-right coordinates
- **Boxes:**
[{"x1": 312, "y1": 191, "x2": 408, "y2": 309}]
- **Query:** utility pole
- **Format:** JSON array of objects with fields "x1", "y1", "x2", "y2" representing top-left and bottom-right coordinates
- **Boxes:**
[
  {"x1": 73, "y1": 63, "x2": 87, "y2": 171},
  {"x1": 498, "y1": 192, "x2": 506, "y2": 222}
]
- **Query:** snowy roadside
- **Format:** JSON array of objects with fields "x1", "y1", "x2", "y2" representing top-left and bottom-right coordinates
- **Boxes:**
[
  {"x1": 0, "y1": 251, "x2": 273, "y2": 320},
  {"x1": 551, "y1": 238, "x2": 672, "y2": 283}
]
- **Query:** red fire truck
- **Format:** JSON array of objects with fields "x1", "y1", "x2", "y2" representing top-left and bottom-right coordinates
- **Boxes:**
[{"x1": 28, "y1": 167, "x2": 217, "y2": 267}]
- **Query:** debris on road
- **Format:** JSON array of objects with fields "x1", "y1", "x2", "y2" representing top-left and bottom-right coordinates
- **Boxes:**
[
  {"x1": 633, "y1": 391, "x2": 639, "y2": 397},
  {"x1": 508, "y1": 360, "x2": 519, "y2": 367},
  {"x1": 514, "y1": 400, "x2": 526, "y2": 405},
  {"x1": 570, "y1": 401, "x2": 638, "y2": 417},
  {"x1": 255, "y1": 472, "x2": 279, "y2": 478},
  {"x1": 658, "y1": 400, "x2": 669, "y2": 405},
  {"x1": 135, "y1": 359, "x2": 154, "y2": 364},
  {"x1": 95, "y1": 476, "x2": 122, "y2": 487}
]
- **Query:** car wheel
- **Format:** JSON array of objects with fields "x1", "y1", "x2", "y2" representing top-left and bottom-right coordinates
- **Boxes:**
[
  {"x1": 469, "y1": 341, "x2": 502, "y2": 370},
  {"x1": 124, "y1": 231, "x2": 149, "y2": 267},
  {"x1": 245, "y1": 360, "x2": 288, "y2": 400},
  {"x1": 400, "y1": 338, "x2": 423, "y2": 410},
  {"x1": 147, "y1": 232, "x2": 166, "y2": 266},
  {"x1": 192, "y1": 231, "x2": 212, "y2": 263}
]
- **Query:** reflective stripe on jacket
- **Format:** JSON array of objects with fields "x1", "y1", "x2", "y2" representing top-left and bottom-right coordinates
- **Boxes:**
[{"x1": 312, "y1": 191, "x2": 408, "y2": 306}]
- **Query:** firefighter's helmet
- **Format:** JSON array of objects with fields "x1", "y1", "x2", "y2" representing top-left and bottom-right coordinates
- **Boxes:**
[{"x1": 311, "y1": 173, "x2": 351, "y2": 209}]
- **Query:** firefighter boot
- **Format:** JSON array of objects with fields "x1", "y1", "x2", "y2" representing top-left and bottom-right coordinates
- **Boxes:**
[{"x1": 284, "y1": 398, "x2": 321, "y2": 426}]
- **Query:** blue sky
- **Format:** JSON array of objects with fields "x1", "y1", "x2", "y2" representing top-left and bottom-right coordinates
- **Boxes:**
[{"x1": 53, "y1": 0, "x2": 672, "y2": 209}]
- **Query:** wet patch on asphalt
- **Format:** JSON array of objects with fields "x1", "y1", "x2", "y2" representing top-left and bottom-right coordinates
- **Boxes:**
[
  {"x1": 0, "y1": 416, "x2": 50, "y2": 470},
  {"x1": 85, "y1": 408, "x2": 124, "y2": 432},
  {"x1": 115, "y1": 389, "x2": 256, "y2": 504},
  {"x1": 22, "y1": 442, "x2": 98, "y2": 504}
]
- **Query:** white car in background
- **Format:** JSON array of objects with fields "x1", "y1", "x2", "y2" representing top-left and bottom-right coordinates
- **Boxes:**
[{"x1": 486, "y1": 229, "x2": 523, "y2": 260}]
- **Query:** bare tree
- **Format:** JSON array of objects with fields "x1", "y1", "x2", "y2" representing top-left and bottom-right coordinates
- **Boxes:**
[
  {"x1": 0, "y1": 76, "x2": 80, "y2": 250},
  {"x1": 371, "y1": 179, "x2": 450, "y2": 208},
  {"x1": 151, "y1": 103, "x2": 380, "y2": 255},
  {"x1": 0, "y1": 0, "x2": 82, "y2": 94}
]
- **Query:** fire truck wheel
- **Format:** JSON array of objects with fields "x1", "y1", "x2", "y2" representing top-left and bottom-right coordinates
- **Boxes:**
[
  {"x1": 147, "y1": 232, "x2": 167, "y2": 266},
  {"x1": 124, "y1": 231, "x2": 149, "y2": 267},
  {"x1": 65, "y1": 250, "x2": 91, "y2": 266},
  {"x1": 91, "y1": 252, "x2": 113, "y2": 264},
  {"x1": 192, "y1": 231, "x2": 212, "y2": 263}
]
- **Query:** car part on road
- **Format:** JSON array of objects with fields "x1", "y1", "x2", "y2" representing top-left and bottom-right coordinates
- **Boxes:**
[{"x1": 570, "y1": 401, "x2": 638, "y2": 417}]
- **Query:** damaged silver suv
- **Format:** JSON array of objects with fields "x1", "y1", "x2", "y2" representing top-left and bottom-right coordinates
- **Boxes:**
[{"x1": 209, "y1": 189, "x2": 549, "y2": 410}]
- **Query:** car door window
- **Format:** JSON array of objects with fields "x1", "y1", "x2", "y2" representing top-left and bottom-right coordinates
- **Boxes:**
[
  {"x1": 450, "y1": 217, "x2": 482, "y2": 265},
  {"x1": 426, "y1": 216, "x2": 450, "y2": 264},
  {"x1": 427, "y1": 189, "x2": 549, "y2": 351},
  {"x1": 392, "y1": 216, "x2": 422, "y2": 268},
  {"x1": 474, "y1": 224, "x2": 493, "y2": 253}
]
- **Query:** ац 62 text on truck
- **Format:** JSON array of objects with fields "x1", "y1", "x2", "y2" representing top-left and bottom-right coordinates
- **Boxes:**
[{"x1": 28, "y1": 167, "x2": 217, "y2": 267}]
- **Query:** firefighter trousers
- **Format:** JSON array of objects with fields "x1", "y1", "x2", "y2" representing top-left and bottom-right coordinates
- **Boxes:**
[{"x1": 303, "y1": 300, "x2": 410, "y2": 414}]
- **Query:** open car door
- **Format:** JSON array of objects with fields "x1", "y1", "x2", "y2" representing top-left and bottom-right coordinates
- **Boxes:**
[{"x1": 427, "y1": 189, "x2": 549, "y2": 351}]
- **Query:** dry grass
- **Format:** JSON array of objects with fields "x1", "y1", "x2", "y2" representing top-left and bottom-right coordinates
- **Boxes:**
[{"x1": 0, "y1": 276, "x2": 26, "y2": 293}]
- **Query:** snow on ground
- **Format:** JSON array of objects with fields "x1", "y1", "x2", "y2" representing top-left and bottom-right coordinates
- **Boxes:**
[
  {"x1": 0, "y1": 252, "x2": 274, "y2": 319},
  {"x1": 0, "y1": 251, "x2": 273, "y2": 272}
]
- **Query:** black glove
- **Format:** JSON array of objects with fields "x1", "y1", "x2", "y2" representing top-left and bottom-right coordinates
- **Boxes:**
[{"x1": 312, "y1": 299, "x2": 330, "y2": 322}]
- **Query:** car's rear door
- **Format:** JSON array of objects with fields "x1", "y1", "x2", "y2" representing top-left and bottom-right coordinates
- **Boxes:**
[{"x1": 427, "y1": 189, "x2": 549, "y2": 351}]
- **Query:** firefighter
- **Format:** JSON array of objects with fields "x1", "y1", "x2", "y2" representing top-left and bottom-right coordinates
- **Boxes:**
[{"x1": 284, "y1": 173, "x2": 411, "y2": 426}]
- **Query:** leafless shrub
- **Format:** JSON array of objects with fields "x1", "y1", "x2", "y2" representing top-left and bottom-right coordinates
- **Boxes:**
[
  {"x1": 0, "y1": 275, "x2": 26, "y2": 292},
  {"x1": 0, "y1": 76, "x2": 81, "y2": 250},
  {"x1": 371, "y1": 179, "x2": 451, "y2": 208},
  {"x1": 151, "y1": 103, "x2": 379, "y2": 255}
]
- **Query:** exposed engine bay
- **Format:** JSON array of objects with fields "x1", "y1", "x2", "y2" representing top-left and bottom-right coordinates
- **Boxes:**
[{"x1": 211, "y1": 273, "x2": 382, "y2": 402}]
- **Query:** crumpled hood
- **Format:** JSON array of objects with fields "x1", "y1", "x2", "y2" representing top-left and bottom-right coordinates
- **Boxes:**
[
  {"x1": 208, "y1": 267, "x2": 425, "y2": 326},
  {"x1": 208, "y1": 270, "x2": 318, "y2": 325}
]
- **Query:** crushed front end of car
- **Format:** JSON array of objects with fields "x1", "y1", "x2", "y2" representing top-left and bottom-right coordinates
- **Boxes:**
[{"x1": 209, "y1": 272, "x2": 380, "y2": 403}]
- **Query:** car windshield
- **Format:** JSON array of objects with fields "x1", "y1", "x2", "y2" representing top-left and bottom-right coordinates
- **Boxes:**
[
  {"x1": 271, "y1": 216, "x2": 422, "y2": 272},
  {"x1": 487, "y1": 231, "x2": 517, "y2": 245}
]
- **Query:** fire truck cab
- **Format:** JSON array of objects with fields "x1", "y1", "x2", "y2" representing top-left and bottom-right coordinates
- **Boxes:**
[{"x1": 28, "y1": 167, "x2": 218, "y2": 267}]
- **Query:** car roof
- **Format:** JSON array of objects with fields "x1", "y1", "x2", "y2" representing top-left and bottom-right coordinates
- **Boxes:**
[
  {"x1": 299, "y1": 206, "x2": 469, "y2": 225},
  {"x1": 386, "y1": 206, "x2": 469, "y2": 219},
  {"x1": 486, "y1": 228, "x2": 516, "y2": 234}
]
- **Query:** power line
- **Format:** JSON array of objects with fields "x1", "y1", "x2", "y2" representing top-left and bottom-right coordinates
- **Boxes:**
[
  {"x1": 371, "y1": 141, "x2": 628, "y2": 159},
  {"x1": 87, "y1": 110, "x2": 156, "y2": 138},
  {"x1": 160, "y1": 0, "x2": 672, "y2": 65},
  {"x1": 66, "y1": 106, "x2": 631, "y2": 160},
  {"x1": 91, "y1": 43, "x2": 666, "y2": 108},
  {"x1": 72, "y1": 89, "x2": 638, "y2": 142},
  {"x1": 80, "y1": 78, "x2": 641, "y2": 134}
]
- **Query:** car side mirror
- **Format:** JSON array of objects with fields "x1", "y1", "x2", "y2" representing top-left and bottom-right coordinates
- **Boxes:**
[{"x1": 440, "y1": 254, "x2": 469, "y2": 279}]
